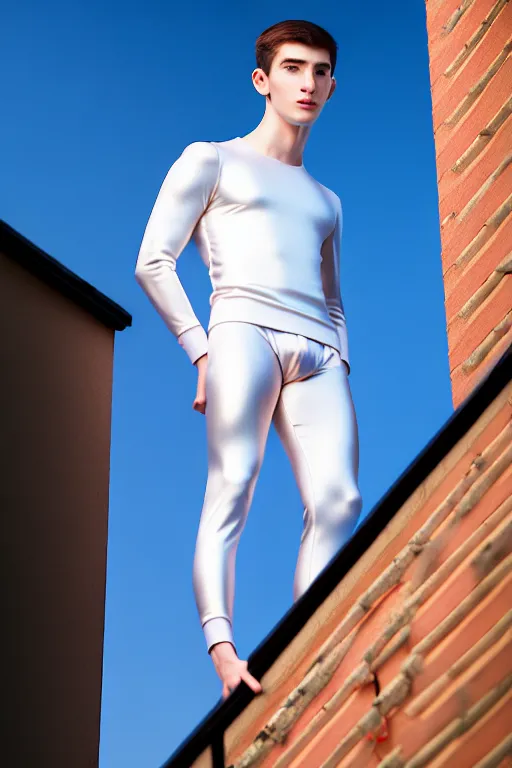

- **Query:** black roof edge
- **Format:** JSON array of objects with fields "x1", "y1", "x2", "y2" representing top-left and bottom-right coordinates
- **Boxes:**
[
  {"x1": 0, "y1": 220, "x2": 132, "y2": 331},
  {"x1": 161, "y1": 342, "x2": 512, "y2": 768}
]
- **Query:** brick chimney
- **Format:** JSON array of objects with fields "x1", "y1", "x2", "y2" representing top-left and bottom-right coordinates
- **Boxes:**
[{"x1": 425, "y1": 0, "x2": 512, "y2": 409}]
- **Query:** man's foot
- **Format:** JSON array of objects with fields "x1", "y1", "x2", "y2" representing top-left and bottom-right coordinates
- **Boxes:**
[{"x1": 210, "y1": 641, "x2": 263, "y2": 700}]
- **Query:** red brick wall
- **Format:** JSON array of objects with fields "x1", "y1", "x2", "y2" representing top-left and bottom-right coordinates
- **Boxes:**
[{"x1": 425, "y1": 0, "x2": 512, "y2": 409}]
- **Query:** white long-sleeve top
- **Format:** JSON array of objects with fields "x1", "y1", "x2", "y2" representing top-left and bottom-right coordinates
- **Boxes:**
[{"x1": 135, "y1": 136, "x2": 350, "y2": 372}]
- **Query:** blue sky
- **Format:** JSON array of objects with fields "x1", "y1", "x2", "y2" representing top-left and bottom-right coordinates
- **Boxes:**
[{"x1": 2, "y1": 2, "x2": 453, "y2": 766}]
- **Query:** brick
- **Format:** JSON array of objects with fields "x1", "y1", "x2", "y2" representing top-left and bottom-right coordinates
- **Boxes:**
[
  {"x1": 448, "y1": 278, "x2": 512, "y2": 368},
  {"x1": 438, "y1": 470, "x2": 512, "y2": 564},
  {"x1": 438, "y1": 115, "x2": 512, "y2": 222},
  {"x1": 409, "y1": 546, "x2": 511, "y2": 647},
  {"x1": 426, "y1": 0, "x2": 469, "y2": 36},
  {"x1": 428, "y1": 0, "x2": 504, "y2": 85},
  {"x1": 336, "y1": 738, "x2": 382, "y2": 768},
  {"x1": 407, "y1": 633, "x2": 511, "y2": 750},
  {"x1": 450, "y1": 326, "x2": 512, "y2": 407},
  {"x1": 434, "y1": 56, "x2": 512, "y2": 177},
  {"x1": 431, "y1": 4, "x2": 512, "y2": 125},
  {"x1": 444, "y1": 215, "x2": 512, "y2": 313},
  {"x1": 441, "y1": 194, "x2": 511, "y2": 274},
  {"x1": 441, "y1": 163, "x2": 512, "y2": 261},
  {"x1": 284, "y1": 686, "x2": 376, "y2": 768},
  {"x1": 426, "y1": 689, "x2": 512, "y2": 767},
  {"x1": 412, "y1": 574, "x2": 512, "y2": 696}
]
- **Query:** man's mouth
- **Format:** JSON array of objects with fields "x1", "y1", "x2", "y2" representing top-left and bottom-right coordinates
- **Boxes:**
[{"x1": 297, "y1": 100, "x2": 317, "y2": 109}]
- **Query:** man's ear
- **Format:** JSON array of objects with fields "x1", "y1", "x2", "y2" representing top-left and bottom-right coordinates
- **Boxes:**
[
  {"x1": 326, "y1": 76, "x2": 337, "y2": 102},
  {"x1": 251, "y1": 67, "x2": 270, "y2": 97}
]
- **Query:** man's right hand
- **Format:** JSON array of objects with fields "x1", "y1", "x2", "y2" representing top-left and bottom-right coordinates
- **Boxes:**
[
  {"x1": 193, "y1": 354, "x2": 208, "y2": 414},
  {"x1": 210, "y1": 641, "x2": 263, "y2": 700}
]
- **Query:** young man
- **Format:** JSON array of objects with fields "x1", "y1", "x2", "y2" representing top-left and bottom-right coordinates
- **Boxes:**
[{"x1": 135, "y1": 19, "x2": 363, "y2": 700}]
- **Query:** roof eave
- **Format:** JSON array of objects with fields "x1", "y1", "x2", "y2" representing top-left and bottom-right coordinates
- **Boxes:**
[{"x1": 0, "y1": 220, "x2": 132, "y2": 331}]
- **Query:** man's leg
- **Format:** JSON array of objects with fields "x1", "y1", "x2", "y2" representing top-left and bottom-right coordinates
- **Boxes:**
[
  {"x1": 272, "y1": 360, "x2": 362, "y2": 599},
  {"x1": 193, "y1": 322, "x2": 282, "y2": 696}
]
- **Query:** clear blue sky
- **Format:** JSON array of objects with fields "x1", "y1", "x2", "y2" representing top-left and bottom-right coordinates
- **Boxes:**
[{"x1": 2, "y1": 2, "x2": 453, "y2": 766}]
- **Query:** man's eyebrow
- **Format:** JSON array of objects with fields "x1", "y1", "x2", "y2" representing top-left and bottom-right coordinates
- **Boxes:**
[{"x1": 279, "y1": 57, "x2": 331, "y2": 70}]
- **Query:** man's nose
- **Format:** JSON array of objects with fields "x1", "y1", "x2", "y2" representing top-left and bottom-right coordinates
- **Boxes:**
[
  {"x1": 301, "y1": 73, "x2": 316, "y2": 93},
  {"x1": 302, "y1": 76, "x2": 316, "y2": 93}
]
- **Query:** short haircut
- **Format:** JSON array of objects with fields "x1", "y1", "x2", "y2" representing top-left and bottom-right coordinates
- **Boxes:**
[{"x1": 255, "y1": 19, "x2": 338, "y2": 77}]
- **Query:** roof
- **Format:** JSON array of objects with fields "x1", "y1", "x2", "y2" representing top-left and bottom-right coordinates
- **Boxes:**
[
  {"x1": 160, "y1": 342, "x2": 511, "y2": 768},
  {"x1": 0, "y1": 220, "x2": 132, "y2": 331}
]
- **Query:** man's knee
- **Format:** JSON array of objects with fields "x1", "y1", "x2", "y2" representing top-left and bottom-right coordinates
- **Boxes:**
[
  {"x1": 219, "y1": 452, "x2": 261, "y2": 488},
  {"x1": 317, "y1": 484, "x2": 362, "y2": 531}
]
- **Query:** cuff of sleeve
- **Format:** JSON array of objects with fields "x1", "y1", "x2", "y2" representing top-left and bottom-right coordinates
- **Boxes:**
[
  {"x1": 203, "y1": 617, "x2": 236, "y2": 654},
  {"x1": 178, "y1": 325, "x2": 209, "y2": 364}
]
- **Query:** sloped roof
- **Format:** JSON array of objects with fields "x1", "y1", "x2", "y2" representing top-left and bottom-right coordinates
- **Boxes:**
[
  {"x1": 0, "y1": 220, "x2": 132, "y2": 331},
  {"x1": 161, "y1": 343, "x2": 511, "y2": 768}
]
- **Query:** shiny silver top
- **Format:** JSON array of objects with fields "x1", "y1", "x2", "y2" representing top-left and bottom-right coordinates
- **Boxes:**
[{"x1": 135, "y1": 136, "x2": 349, "y2": 371}]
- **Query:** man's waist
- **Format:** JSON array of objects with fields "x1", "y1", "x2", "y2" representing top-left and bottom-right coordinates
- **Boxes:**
[{"x1": 208, "y1": 295, "x2": 340, "y2": 350}]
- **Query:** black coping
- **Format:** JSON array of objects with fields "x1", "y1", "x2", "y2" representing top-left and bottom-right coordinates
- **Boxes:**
[
  {"x1": 0, "y1": 220, "x2": 132, "y2": 331},
  {"x1": 160, "y1": 342, "x2": 512, "y2": 768}
]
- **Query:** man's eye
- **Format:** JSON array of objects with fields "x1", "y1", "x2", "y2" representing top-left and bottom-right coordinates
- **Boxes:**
[{"x1": 285, "y1": 65, "x2": 298, "y2": 71}]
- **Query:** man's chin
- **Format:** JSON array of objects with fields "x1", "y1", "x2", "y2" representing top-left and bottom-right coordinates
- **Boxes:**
[{"x1": 288, "y1": 116, "x2": 318, "y2": 128}]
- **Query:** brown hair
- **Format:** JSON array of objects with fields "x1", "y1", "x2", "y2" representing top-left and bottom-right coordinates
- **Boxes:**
[{"x1": 255, "y1": 19, "x2": 338, "y2": 77}]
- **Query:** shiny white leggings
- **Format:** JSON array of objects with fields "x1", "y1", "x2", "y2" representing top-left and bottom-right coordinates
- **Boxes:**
[{"x1": 192, "y1": 321, "x2": 362, "y2": 653}]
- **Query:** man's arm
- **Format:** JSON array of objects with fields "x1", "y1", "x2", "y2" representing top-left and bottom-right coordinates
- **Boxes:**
[
  {"x1": 320, "y1": 194, "x2": 350, "y2": 374},
  {"x1": 135, "y1": 141, "x2": 220, "y2": 364}
]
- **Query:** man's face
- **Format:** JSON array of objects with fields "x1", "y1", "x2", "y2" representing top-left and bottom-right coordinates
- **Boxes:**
[{"x1": 261, "y1": 42, "x2": 336, "y2": 126}]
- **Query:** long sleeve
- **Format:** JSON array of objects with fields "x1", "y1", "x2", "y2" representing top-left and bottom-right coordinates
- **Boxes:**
[
  {"x1": 135, "y1": 141, "x2": 220, "y2": 364},
  {"x1": 320, "y1": 195, "x2": 350, "y2": 374}
]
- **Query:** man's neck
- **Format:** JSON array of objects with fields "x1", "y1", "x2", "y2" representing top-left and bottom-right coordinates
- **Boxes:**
[{"x1": 240, "y1": 116, "x2": 311, "y2": 167}]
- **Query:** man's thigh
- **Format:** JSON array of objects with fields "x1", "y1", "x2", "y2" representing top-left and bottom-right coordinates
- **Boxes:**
[
  {"x1": 206, "y1": 322, "x2": 283, "y2": 465},
  {"x1": 272, "y1": 364, "x2": 360, "y2": 500}
]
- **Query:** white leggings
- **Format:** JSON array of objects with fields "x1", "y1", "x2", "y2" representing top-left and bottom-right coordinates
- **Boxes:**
[{"x1": 192, "y1": 321, "x2": 362, "y2": 653}]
